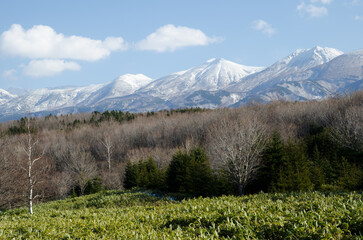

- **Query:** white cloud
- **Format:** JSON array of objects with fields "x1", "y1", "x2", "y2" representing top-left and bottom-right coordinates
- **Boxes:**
[
  {"x1": 2, "y1": 69, "x2": 17, "y2": 80},
  {"x1": 310, "y1": 0, "x2": 332, "y2": 4},
  {"x1": 297, "y1": 2, "x2": 328, "y2": 18},
  {"x1": 136, "y1": 24, "x2": 220, "y2": 52},
  {"x1": 355, "y1": 15, "x2": 363, "y2": 20},
  {"x1": 22, "y1": 59, "x2": 81, "y2": 78},
  {"x1": 252, "y1": 20, "x2": 276, "y2": 37},
  {"x1": 0, "y1": 24, "x2": 127, "y2": 61}
]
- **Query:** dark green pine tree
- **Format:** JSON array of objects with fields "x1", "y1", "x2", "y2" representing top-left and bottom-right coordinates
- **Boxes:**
[
  {"x1": 273, "y1": 142, "x2": 313, "y2": 192},
  {"x1": 167, "y1": 150, "x2": 190, "y2": 193},
  {"x1": 123, "y1": 161, "x2": 138, "y2": 189},
  {"x1": 310, "y1": 145, "x2": 325, "y2": 190},
  {"x1": 145, "y1": 157, "x2": 160, "y2": 189},
  {"x1": 289, "y1": 143, "x2": 313, "y2": 191},
  {"x1": 137, "y1": 160, "x2": 149, "y2": 188},
  {"x1": 337, "y1": 157, "x2": 361, "y2": 190},
  {"x1": 185, "y1": 147, "x2": 213, "y2": 196},
  {"x1": 261, "y1": 132, "x2": 285, "y2": 192}
]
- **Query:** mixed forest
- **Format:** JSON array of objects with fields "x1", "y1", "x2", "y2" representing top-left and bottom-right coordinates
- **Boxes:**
[{"x1": 0, "y1": 91, "x2": 362, "y2": 211}]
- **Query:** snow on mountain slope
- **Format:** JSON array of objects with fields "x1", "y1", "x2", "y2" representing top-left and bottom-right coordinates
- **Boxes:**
[
  {"x1": 0, "y1": 89, "x2": 17, "y2": 104},
  {"x1": 279, "y1": 46, "x2": 343, "y2": 70},
  {"x1": 314, "y1": 49, "x2": 363, "y2": 83},
  {"x1": 1, "y1": 46, "x2": 363, "y2": 121},
  {"x1": 240, "y1": 49, "x2": 363, "y2": 104},
  {"x1": 227, "y1": 46, "x2": 343, "y2": 94},
  {"x1": 81, "y1": 74, "x2": 153, "y2": 105},
  {"x1": 0, "y1": 84, "x2": 104, "y2": 114},
  {"x1": 0, "y1": 74, "x2": 153, "y2": 115},
  {"x1": 273, "y1": 48, "x2": 363, "y2": 94},
  {"x1": 137, "y1": 58, "x2": 264, "y2": 100},
  {"x1": 102, "y1": 58, "x2": 265, "y2": 112}
]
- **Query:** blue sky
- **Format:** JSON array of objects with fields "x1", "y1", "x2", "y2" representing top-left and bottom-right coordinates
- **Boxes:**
[{"x1": 0, "y1": 0, "x2": 362, "y2": 90}]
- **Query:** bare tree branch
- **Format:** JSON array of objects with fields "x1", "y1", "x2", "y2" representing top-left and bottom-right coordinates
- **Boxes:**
[{"x1": 208, "y1": 113, "x2": 268, "y2": 195}]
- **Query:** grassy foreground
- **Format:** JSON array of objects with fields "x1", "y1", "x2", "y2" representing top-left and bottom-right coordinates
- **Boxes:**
[{"x1": 0, "y1": 191, "x2": 362, "y2": 239}]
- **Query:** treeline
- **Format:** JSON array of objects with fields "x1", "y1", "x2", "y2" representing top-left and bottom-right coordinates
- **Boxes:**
[
  {"x1": 0, "y1": 91, "x2": 362, "y2": 210},
  {"x1": 124, "y1": 148, "x2": 230, "y2": 197},
  {"x1": 123, "y1": 129, "x2": 362, "y2": 197}
]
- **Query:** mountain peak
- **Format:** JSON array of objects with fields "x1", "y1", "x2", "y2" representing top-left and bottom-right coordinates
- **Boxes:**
[
  {"x1": 110, "y1": 73, "x2": 152, "y2": 92},
  {"x1": 279, "y1": 46, "x2": 343, "y2": 70},
  {"x1": 311, "y1": 45, "x2": 323, "y2": 51},
  {"x1": 205, "y1": 58, "x2": 226, "y2": 64},
  {"x1": 0, "y1": 88, "x2": 16, "y2": 105},
  {"x1": 115, "y1": 73, "x2": 150, "y2": 80},
  {"x1": 204, "y1": 58, "x2": 264, "y2": 71},
  {"x1": 206, "y1": 58, "x2": 217, "y2": 63},
  {"x1": 309, "y1": 46, "x2": 343, "y2": 60},
  {"x1": 139, "y1": 58, "x2": 264, "y2": 96},
  {"x1": 0, "y1": 46, "x2": 361, "y2": 121}
]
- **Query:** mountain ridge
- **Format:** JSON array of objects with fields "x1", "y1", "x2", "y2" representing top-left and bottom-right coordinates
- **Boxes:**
[{"x1": 1, "y1": 46, "x2": 362, "y2": 121}]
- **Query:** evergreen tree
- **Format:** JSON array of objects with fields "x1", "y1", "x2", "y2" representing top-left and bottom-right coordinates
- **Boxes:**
[
  {"x1": 310, "y1": 145, "x2": 325, "y2": 190},
  {"x1": 167, "y1": 150, "x2": 190, "y2": 193},
  {"x1": 123, "y1": 161, "x2": 138, "y2": 189},
  {"x1": 337, "y1": 157, "x2": 361, "y2": 190},
  {"x1": 166, "y1": 148, "x2": 213, "y2": 196},
  {"x1": 145, "y1": 157, "x2": 160, "y2": 189},
  {"x1": 272, "y1": 142, "x2": 313, "y2": 192},
  {"x1": 137, "y1": 160, "x2": 149, "y2": 188},
  {"x1": 185, "y1": 147, "x2": 213, "y2": 196},
  {"x1": 261, "y1": 132, "x2": 285, "y2": 192},
  {"x1": 84, "y1": 177, "x2": 103, "y2": 194}
]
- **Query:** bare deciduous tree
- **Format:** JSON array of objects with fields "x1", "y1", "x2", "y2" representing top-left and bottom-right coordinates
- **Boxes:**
[
  {"x1": 99, "y1": 134, "x2": 113, "y2": 171},
  {"x1": 21, "y1": 118, "x2": 45, "y2": 214},
  {"x1": 66, "y1": 145, "x2": 97, "y2": 195},
  {"x1": 329, "y1": 106, "x2": 363, "y2": 152},
  {"x1": 208, "y1": 114, "x2": 268, "y2": 195},
  {"x1": 50, "y1": 171, "x2": 73, "y2": 199}
]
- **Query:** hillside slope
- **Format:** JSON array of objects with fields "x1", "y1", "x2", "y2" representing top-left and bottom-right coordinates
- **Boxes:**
[{"x1": 0, "y1": 191, "x2": 361, "y2": 239}]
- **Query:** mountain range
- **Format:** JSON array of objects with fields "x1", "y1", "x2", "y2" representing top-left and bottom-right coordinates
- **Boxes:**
[{"x1": 0, "y1": 46, "x2": 362, "y2": 121}]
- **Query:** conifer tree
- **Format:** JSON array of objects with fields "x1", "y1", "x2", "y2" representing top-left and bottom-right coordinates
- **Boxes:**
[
  {"x1": 338, "y1": 157, "x2": 361, "y2": 190},
  {"x1": 186, "y1": 147, "x2": 213, "y2": 196},
  {"x1": 167, "y1": 150, "x2": 190, "y2": 193},
  {"x1": 310, "y1": 145, "x2": 325, "y2": 190},
  {"x1": 262, "y1": 132, "x2": 285, "y2": 192},
  {"x1": 145, "y1": 157, "x2": 160, "y2": 189},
  {"x1": 123, "y1": 161, "x2": 138, "y2": 189}
]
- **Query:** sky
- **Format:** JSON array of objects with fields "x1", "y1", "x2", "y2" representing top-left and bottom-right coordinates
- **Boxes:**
[{"x1": 0, "y1": 0, "x2": 362, "y2": 90}]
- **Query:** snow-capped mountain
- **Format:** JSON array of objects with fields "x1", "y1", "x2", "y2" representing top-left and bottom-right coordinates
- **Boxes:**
[
  {"x1": 0, "y1": 74, "x2": 152, "y2": 118},
  {"x1": 0, "y1": 46, "x2": 362, "y2": 121},
  {"x1": 80, "y1": 74, "x2": 152, "y2": 105},
  {"x1": 138, "y1": 58, "x2": 264, "y2": 100},
  {"x1": 228, "y1": 46, "x2": 344, "y2": 94},
  {"x1": 0, "y1": 84, "x2": 104, "y2": 115},
  {"x1": 0, "y1": 89, "x2": 16, "y2": 105},
  {"x1": 101, "y1": 58, "x2": 264, "y2": 111},
  {"x1": 238, "y1": 48, "x2": 363, "y2": 103},
  {"x1": 6, "y1": 87, "x2": 31, "y2": 96}
]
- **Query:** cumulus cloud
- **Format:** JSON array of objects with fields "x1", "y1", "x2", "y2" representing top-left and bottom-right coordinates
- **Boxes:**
[
  {"x1": 252, "y1": 20, "x2": 276, "y2": 37},
  {"x1": 1, "y1": 24, "x2": 221, "y2": 78},
  {"x1": 297, "y1": 2, "x2": 328, "y2": 18},
  {"x1": 22, "y1": 59, "x2": 81, "y2": 78},
  {"x1": 0, "y1": 24, "x2": 127, "y2": 61},
  {"x1": 136, "y1": 24, "x2": 220, "y2": 52}
]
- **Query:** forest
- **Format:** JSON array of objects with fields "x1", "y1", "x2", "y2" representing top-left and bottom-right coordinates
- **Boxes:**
[{"x1": 0, "y1": 91, "x2": 362, "y2": 211}]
